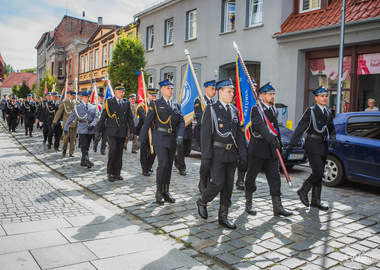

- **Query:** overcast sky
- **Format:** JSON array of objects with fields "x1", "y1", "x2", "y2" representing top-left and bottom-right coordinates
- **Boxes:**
[{"x1": 0, "y1": 0, "x2": 157, "y2": 71}]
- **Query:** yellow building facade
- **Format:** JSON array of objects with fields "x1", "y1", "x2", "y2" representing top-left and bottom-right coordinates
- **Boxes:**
[{"x1": 78, "y1": 23, "x2": 136, "y2": 93}]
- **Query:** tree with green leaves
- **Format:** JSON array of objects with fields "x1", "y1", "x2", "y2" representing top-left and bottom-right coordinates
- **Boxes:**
[
  {"x1": 38, "y1": 68, "x2": 58, "y2": 97},
  {"x1": 21, "y1": 68, "x2": 37, "y2": 73},
  {"x1": 18, "y1": 80, "x2": 32, "y2": 98},
  {"x1": 108, "y1": 31, "x2": 147, "y2": 96},
  {"x1": 11, "y1": 83, "x2": 18, "y2": 96}
]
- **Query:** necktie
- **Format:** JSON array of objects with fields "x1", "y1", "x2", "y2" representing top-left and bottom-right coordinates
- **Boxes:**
[
  {"x1": 118, "y1": 100, "x2": 121, "y2": 107},
  {"x1": 86, "y1": 103, "x2": 88, "y2": 110},
  {"x1": 210, "y1": 98, "x2": 213, "y2": 104},
  {"x1": 323, "y1": 108, "x2": 327, "y2": 120},
  {"x1": 167, "y1": 100, "x2": 171, "y2": 109}
]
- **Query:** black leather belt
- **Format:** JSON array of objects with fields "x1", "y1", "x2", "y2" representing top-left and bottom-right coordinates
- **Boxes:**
[
  {"x1": 78, "y1": 120, "x2": 91, "y2": 124},
  {"x1": 307, "y1": 133, "x2": 327, "y2": 141},
  {"x1": 213, "y1": 141, "x2": 234, "y2": 150},
  {"x1": 156, "y1": 127, "x2": 173, "y2": 133}
]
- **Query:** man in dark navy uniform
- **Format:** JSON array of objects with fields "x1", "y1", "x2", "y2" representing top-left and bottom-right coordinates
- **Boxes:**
[
  {"x1": 287, "y1": 86, "x2": 336, "y2": 211},
  {"x1": 93, "y1": 93, "x2": 107, "y2": 155},
  {"x1": 245, "y1": 83, "x2": 292, "y2": 217},
  {"x1": 136, "y1": 79, "x2": 185, "y2": 204},
  {"x1": 22, "y1": 94, "x2": 37, "y2": 137},
  {"x1": 5, "y1": 95, "x2": 21, "y2": 132},
  {"x1": 36, "y1": 93, "x2": 51, "y2": 144},
  {"x1": 96, "y1": 84, "x2": 135, "y2": 182},
  {"x1": 136, "y1": 88, "x2": 157, "y2": 176},
  {"x1": 196, "y1": 78, "x2": 247, "y2": 230},
  {"x1": 1, "y1": 94, "x2": 7, "y2": 121},
  {"x1": 49, "y1": 92, "x2": 62, "y2": 150},
  {"x1": 194, "y1": 80, "x2": 217, "y2": 193}
]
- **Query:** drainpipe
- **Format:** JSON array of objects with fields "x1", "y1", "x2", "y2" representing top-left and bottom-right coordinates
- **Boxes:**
[{"x1": 336, "y1": 0, "x2": 346, "y2": 115}]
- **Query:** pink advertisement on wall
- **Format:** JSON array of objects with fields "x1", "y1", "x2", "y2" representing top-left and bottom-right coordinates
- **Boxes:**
[{"x1": 357, "y1": 53, "x2": 380, "y2": 75}]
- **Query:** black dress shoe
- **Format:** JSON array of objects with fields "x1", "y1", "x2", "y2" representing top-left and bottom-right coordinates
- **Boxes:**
[
  {"x1": 143, "y1": 171, "x2": 150, "y2": 176},
  {"x1": 149, "y1": 168, "x2": 153, "y2": 173},
  {"x1": 179, "y1": 170, "x2": 187, "y2": 176},
  {"x1": 69, "y1": 154, "x2": 74, "y2": 157},
  {"x1": 108, "y1": 174, "x2": 115, "y2": 182},
  {"x1": 114, "y1": 175, "x2": 123, "y2": 180},
  {"x1": 62, "y1": 150, "x2": 66, "y2": 157},
  {"x1": 48, "y1": 144, "x2": 52, "y2": 149},
  {"x1": 101, "y1": 151, "x2": 106, "y2": 155},
  {"x1": 197, "y1": 198, "x2": 208, "y2": 219},
  {"x1": 132, "y1": 150, "x2": 137, "y2": 154},
  {"x1": 54, "y1": 147, "x2": 59, "y2": 151}
]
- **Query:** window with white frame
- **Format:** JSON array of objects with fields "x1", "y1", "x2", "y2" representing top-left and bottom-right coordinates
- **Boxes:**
[
  {"x1": 58, "y1": 62, "x2": 63, "y2": 77},
  {"x1": 165, "y1": 73, "x2": 173, "y2": 82},
  {"x1": 187, "y1": 10, "x2": 197, "y2": 40},
  {"x1": 109, "y1": 42, "x2": 114, "y2": 63},
  {"x1": 94, "y1": 49, "x2": 99, "y2": 69},
  {"x1": 147, "y1": 26, "x2": 154, "y2": 50},
  {"x1": 89, "y1": 51, "x2": 93, "y2": 71},
  {"x1": 84, "y1": 54, "x2": 88, "y2": 72},
  {"x1": 148, "y1": 75, "x2": 154, "y2": 88},
  {"x1": 223, "y1": 0, "x2": 235, "y2": 32},
  {"x1": 300, "y1": 0, "x2": 320, "y2": 13},
  {"x1": 80, "y1": 55, "x2": 84, "y2": 73},
  {"x1": 165, "y1": 18, "x2": 174, "y2": 45},
  {"x1": 102, "y1": 45, "x2": 107, "y2": 67},
  {"x1": 248, "y1": 0, "x2": 263, "y2": 26}
]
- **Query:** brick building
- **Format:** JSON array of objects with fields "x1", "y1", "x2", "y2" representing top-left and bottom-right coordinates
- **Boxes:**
[{"x1": 35, "y1": 15, "x2": 100, "y2": 90}]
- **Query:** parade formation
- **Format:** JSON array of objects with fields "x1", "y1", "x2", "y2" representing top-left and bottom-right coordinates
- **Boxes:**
[{"x1": 0, "y1": 43, "x2": 338, "y2": 233}]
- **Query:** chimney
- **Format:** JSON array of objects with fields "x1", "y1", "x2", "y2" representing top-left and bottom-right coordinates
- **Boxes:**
[{"x1": 98, "y1": 17, "x2": 103, "y2": 25}]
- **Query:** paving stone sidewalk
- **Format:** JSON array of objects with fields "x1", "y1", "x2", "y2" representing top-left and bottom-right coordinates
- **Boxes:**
[
  {"x1": 3, "y1": 121, "x2": 380, "y2": 269},
  {"x1": 0, "y1": 125, "x2": 210, "y2": 270}
]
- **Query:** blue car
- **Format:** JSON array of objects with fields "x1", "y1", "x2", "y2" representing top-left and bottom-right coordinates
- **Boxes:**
[{"x1": 323, "y1": 112, "x2": 380, "y2": 187}]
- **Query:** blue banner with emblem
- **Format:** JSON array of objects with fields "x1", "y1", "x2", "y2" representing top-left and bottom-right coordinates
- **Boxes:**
[
  {"x1": 180, "y1": 63, "x2": 199, "y2": 126},
  {"x1": 235, "y1": 57, "x2": 257, "y2": 145}
]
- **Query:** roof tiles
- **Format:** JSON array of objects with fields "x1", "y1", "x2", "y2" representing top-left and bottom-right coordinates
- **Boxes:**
[{"x1": 276, "y1": 0, "x2": 380, "y2": 35}]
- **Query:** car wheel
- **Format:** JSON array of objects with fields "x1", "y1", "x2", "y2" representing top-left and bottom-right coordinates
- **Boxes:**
[{"x1": 323, "y1": 155, "x2": 345, "y2": 187}]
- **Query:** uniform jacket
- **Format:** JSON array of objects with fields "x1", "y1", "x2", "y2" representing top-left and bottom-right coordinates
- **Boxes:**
[
  {"x1": 138, "y1": 97, "x2": 185, "y2": 149},
  {"x1": 248, "y1": 101, "x2": 282, "y2": 159},
  {"x1": 201, "y1": 100, "x2": 247, "y2": 163},
  {"x1": 136, "y1": 104, "x2": 147, "y2": 136},
  {"x1": 36, "y1": 100, "x2": 46, "y2": 122},
  {"x1": 0, "y1": 99, "x2": 7, "y2": 110},
  {"x1": 41, "y1": 100, "x2": 58, "y2": 126},
  {"x1": 289, "y1": 104, "x2": 336, "y2": 156},
  {"x1": 96, "y1": 97, "x2": 135, "y2": 138},
  {"x1": 64, "y1": 102, "x2": 98, "y2": 135},
  {"x1": 5, "y1": 101, "x2": 21, "y2": 118},
  {"x1": 21, "y1": 100, "x2": 37, "y2": 118},
  {"x1": 194, "y1": 96, "x2": 214, "y2": 143},
  {"x1": 53, "y1": 98, "x2": 78, "y2": 128}
]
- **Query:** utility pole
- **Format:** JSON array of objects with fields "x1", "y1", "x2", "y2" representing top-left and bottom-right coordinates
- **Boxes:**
[{"x1": 336, "y1": 0, "x2": 346, "y2": 115}]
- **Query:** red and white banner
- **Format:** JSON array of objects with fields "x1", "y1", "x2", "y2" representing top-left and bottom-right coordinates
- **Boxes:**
[
  {"x1": 357, "y1": 53, "x2": 380, "y2": 75},
  {"x1": 309, "y1": 56, "x2": 351, "y2": 80}
]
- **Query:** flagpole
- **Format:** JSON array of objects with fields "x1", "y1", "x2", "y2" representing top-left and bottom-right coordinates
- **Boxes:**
[
  {"x1": 233, "y1": 41, "x2": 292, "y2": 187},
  {"x1": 184, "y1": 49, "x2": 205, "y2": 110},
  {"x1": 75, "y1": 78, "x2": 78, "y2": 100},
  {"x1": 140, "y1": 68, "x2": 154, "y2": 154}
]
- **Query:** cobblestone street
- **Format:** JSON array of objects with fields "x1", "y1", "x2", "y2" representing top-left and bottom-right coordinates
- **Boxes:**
[{"x1": 2, "y1": 121, "x2": 380, "y2": 269}]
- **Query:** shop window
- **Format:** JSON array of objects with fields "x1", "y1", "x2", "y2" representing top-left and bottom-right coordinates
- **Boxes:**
[{"x1": 308, "y1": 56, "x2": 351, "y2": 112}]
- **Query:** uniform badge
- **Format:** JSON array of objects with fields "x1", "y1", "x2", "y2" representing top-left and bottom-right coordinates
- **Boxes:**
[
  {"x1": 219, "y1": 123, "x2": 223, "y2": 128},
  {"x1": 159, "y1": 107, "x2": 165, "y2": 109},
  {"x1": 219, "y1": 105, "x2": 223, "y2": 110}
]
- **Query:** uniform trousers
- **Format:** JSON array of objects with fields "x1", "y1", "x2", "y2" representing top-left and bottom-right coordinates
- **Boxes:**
[
  {"x1": 305, "y1": 151, "x2": 327, "y2": 187},
  {"x1": 202, "y1": 160, "x2": 237, "y2": 207},
  {"x1": 140, "y1": 141, "x2": 156, "y2": 173},
  {"x1": 245, "y1": 155, "x2": 281, "y2": 196},
  {"x1": 107, "y1": 136, "x2": 126, "y2": 176},
  {"x1": 24, "y1": 117, "x2": 34, "y2": 134},
  {"x1": 174, "y1": 140, "x2": 188, "y2": 172},
  {"x1": 154, "y1": 145, "x2": 176, "y2": 185},
  {"x1": 79, "y1": 134, "x2": 93, "y2": 158},
  {"x1": 48, "y1": 125, "x2": 62, "y2": 149},
  {"x1": 126, "y1": 129, "x2": 138, "y2": 151},
  {"x1": 42, "y1": 122, "x2": 49, "y2": 143},
  {"x1": 2, "y1": 110, "x2": 6, "y2": 121},
  {"x1": 63, "y1": 127, "x2": 77, "y2": 154},
  {"x1": 100, "y1": 128, "x2": 107, "y2": 153},
  {"x1": 7, "y1": 116, "x2": 18, "y2": 131}
]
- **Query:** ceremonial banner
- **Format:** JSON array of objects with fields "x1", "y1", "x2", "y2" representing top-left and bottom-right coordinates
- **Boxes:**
[
  {"x1": 136, "y1": 71, "x2": 145, "y2": 106},
  {"x1": 60, "y1": 77, "x2": 69, "y2": 102},
  {"x1": 180, "y1": 63, "x2": 199, "y2": 126},
  {"x1": 235, "y1": 57, "x2": 256, "y2": 144}
]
